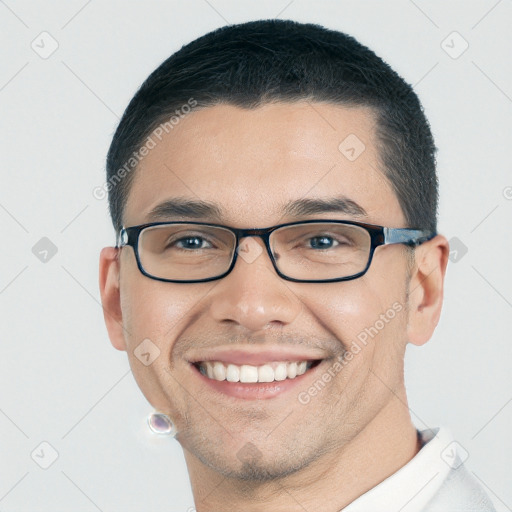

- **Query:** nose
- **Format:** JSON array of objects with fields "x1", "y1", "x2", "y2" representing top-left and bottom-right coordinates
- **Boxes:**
[{"x1": 208, "y1": 236, "x2": 303, "y2": 331}]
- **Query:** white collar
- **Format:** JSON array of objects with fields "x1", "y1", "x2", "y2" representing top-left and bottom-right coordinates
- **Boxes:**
[{"x1": 342, "y1": 426, "x2": 454, "y2": 511}]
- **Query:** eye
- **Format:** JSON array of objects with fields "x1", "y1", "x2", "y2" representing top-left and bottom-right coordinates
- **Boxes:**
[
  {"x1": 307, "y1": 233, "x2": 354, "y2": 250},
  {"x1": 169, "y1": 236, "x2": 213, "y2": 250},
  {"x1": 308, "y1": 235, "x2": 338, "y2": 250}
]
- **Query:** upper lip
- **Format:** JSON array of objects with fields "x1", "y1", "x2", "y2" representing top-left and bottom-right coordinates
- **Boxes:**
[{"x1": 187, "y1": 347, "x2": 326, "y2": 366}]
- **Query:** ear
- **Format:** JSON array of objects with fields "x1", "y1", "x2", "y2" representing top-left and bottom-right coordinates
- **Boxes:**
[
  {"x1": 406, "y1": 235, "x2": 449, "y2": 346},
  {"x1": 99, "y1": 247, "x2": 127, "y2": 351}
]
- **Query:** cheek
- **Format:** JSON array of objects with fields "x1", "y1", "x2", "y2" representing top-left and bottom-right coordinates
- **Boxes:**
[
  {"x1": 119, "y1": 279, "x2": 211, "y2": 412},
  {"x1": 298, "y1": 280, "x2": 408, "y2": 418},
  {"x1": 301, "y1": 279, "x2": 394, "y2": 347},
  {"x1": 121, "y1": 280, "x2": 209, "y2": 349},
  {"x1": 299, "y1": 274, "x2": 408, "y2": 383}
]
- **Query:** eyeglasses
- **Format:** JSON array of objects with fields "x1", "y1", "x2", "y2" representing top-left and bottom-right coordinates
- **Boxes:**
[{"x1": 116, "y1": 220, "x2": 435, "y2": 284}]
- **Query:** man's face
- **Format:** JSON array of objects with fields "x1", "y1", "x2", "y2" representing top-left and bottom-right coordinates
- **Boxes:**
[{"x1": 115, "y1": 102, "x2": 413, "y2": 478}]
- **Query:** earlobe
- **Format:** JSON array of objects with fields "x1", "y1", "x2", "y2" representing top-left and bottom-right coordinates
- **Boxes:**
[
  {"x1": 406, "y1": 235, "x2": 449, "y2": 346},
  {"x1": 99, "y1": 247, "x2": 127, "y2": 351}
]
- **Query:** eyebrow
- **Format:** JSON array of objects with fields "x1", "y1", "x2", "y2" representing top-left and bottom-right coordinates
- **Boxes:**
[
  {"x1": 282, "y1": 197, "x2": 367, "y2": 218},
  {"x1": 145, "y1": 195, "x2": 367, "y2": 222}
]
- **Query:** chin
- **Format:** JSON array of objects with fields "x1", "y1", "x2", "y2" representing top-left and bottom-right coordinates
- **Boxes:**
[{"x1": 184, "y1": 435, "x2": 321, "y2": 482}]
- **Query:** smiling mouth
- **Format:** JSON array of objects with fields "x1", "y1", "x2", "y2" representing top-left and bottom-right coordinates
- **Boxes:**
[{"x1": 193, "y1": 359, "x2": 322, "y2": 383}]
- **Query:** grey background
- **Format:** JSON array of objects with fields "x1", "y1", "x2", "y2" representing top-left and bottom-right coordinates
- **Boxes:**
[{"x1": 1, "y1": 1, "x2": 511, "y2": 510}]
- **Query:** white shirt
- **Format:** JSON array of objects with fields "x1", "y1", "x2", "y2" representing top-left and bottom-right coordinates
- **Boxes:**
[{"x1": 342, "y1": 426, "x2": 496, "y2": 511}]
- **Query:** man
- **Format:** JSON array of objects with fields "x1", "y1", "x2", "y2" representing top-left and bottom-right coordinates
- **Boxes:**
[{"x1": 99, "y1": 19, "x2": 496, "y2": 511}]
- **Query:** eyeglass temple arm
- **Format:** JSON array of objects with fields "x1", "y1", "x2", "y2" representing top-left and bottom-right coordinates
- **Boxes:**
[
  {"x1": 115, "y1": 227, "x2": 128, "y2": 248},
  {"x1": 383, "y1": 228, "x2": 436, "y2": 246}
]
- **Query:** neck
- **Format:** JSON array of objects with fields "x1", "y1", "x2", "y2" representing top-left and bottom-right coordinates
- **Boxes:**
[{"x1": 184, "y1": 389, "x2": 421, "y2": 512}]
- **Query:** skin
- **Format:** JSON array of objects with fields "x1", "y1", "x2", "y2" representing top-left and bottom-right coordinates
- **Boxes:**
[{"x1": 99, "y1": 101, "x2": 449, "y2": 511}]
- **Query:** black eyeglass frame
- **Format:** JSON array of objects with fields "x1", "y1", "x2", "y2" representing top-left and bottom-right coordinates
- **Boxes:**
[{"x1": 116, "y1": 220, "x2": 436, "y2": 284}]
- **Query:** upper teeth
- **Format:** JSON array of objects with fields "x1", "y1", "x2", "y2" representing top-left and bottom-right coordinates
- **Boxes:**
[{"x1": 197, "y1": 361, "x2": 312, "y2": 383}]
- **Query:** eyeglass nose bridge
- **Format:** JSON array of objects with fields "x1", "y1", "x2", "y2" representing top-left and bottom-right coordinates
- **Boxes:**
[
  {"x1": 234, "y1": 226, "x2": 277, "y2": 237},
  {"x1": 230, "y1": 227, "x2": 281, "y2": 274},
  {"x1": 231, "y1": 226, "x2": 280, "y2": 249}
]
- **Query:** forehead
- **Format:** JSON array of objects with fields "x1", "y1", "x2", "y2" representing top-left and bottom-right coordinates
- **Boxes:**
[{"x1": 123, "y1": 101, "x2": 404, "y2": 227}]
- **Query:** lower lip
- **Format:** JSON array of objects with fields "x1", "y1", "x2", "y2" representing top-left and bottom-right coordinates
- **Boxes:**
[{"x1": 190, "y1": 361, "x2": 324, "y2": 400}]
